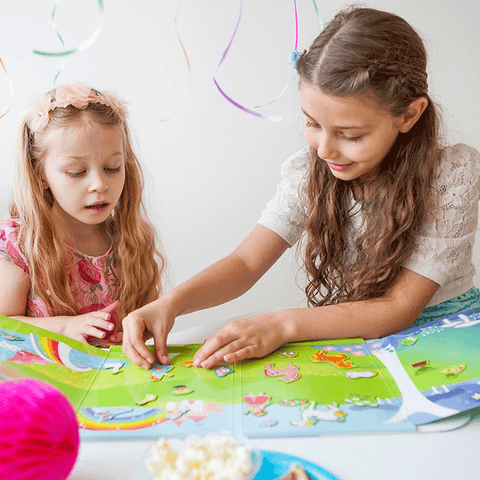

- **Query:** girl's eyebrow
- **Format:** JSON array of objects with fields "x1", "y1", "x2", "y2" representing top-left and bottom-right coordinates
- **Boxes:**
[
  {"x1": 300, "y1": 107, "x2": 371, "y2": 130},
  {"x1": 63, "y1": 151, "x2": 124, "y2": 161},
  {"x1": 301, "y1": 107, "x2": 316, "y2": 120}
]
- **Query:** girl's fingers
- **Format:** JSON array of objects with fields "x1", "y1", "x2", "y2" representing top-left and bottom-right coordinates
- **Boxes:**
[
  {"x1": 122, "y1": 318, "x2": 155, "y2": 369},
  {"x1": 123, "y1": 344, "x2": 152, "y2": 369},
  {"x1": 102, "y1": 300, "x2": 120, "y2": 314},
  {"x1": 122, "y1": 338, "x2": 153, "y2": 369},
  {"x1": 152, "y1": 329, "x2": 171, "y2": 366},
  {"x1": 193, "y1": 334, "x2": 229, "y2": 367},
  {"x1": 223, "y1": 345, "x2": 255, "y2": 363},
  {"x1": 95, "y1": 319, "x2": 115, "y2": 331},
  {"x1": 88, "y1": 317, "x2": 114, "y2": 335},
  {"x1": 195, "y1": 337, "x2": 245, "y2": 369},
  {"x1": 86, "y1": 325, "x2": 109, "y2": 339},
  {"x1": 92, "y1": 311, "x2": 111, "y2": 322}
]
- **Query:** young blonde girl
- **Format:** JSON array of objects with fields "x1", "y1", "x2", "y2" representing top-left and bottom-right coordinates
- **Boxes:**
[
  {"x1": 0, "y1": 82, "x2": 164, "y2": 344},
  {"x1": 122, "y1": 7, "x2": 480, "y2": 369}
]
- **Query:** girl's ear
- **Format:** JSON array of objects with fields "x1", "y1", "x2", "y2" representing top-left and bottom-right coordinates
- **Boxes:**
[
  {"x1": 40, "y1": 173, "x2": 49, "y2": 190},
  {"x1": 398, "y1": 97, "x2": 428, "y2": 133}
]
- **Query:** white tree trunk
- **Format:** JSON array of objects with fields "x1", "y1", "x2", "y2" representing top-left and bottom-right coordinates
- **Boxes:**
[{"x1": 374, "y1": 345, "x2": 458, "y2": 424}]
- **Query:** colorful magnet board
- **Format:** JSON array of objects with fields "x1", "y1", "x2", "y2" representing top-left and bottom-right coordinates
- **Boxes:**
[{"x1": 1, "y1": 308, "x2": 480, "y2": 440}]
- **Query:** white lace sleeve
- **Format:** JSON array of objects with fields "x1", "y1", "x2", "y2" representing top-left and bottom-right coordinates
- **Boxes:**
[
  {"x1": 257, "y1": 148, "x2": 310, "y2": 246},
  {"x1": 403, "y1": 144, "x2": 480, "y2": 305}
]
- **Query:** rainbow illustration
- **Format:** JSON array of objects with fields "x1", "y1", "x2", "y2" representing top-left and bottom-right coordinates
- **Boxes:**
[
  {"x1": 28, "y1": 334, "x2": 128, "y2": 373},
  {"x1": 78, "y1": 407, "x2": 168, "y2": 430},
  {"x1": 30, "y1": 334, "x2": 90, "y2": 371}
]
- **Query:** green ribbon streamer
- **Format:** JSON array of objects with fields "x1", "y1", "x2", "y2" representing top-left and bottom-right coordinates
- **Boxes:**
[{"x1": 33, "y1": 0, "x2": 104, "y2": 58}]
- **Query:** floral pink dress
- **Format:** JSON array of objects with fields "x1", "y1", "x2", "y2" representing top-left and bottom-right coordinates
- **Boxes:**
[{"x1": 0, "y1": 220, "x2": 118, "y2": 319}]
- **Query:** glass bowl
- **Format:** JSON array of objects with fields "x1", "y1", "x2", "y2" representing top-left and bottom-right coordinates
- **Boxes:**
[{"x1": 143, "y1": 429, "x2": 262, "y2": 480}]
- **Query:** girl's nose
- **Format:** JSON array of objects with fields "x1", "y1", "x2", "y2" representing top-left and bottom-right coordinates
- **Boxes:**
[
  {"x1": 89, "y1": 172, "x2": 109, "y2": 193},
  {"x1": 316, "y1": 133, "x2": 336, "y2": 160}
]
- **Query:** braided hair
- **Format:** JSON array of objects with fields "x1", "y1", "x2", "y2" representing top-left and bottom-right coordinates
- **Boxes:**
[{"x1": 296, "y1": 7, "x2": 442, "y2": 306}]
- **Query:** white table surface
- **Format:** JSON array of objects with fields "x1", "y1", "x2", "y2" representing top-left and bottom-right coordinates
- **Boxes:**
[{"x1": 69, "y1": 316, "x2": 480, "y2": 480}]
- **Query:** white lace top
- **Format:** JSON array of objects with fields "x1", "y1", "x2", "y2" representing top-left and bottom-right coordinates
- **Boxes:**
[{"x1": 258, "y1": 143, "x2": 480, "y2": 307}]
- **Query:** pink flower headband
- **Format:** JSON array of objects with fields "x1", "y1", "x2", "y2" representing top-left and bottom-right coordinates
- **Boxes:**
[{"x1": 27, "y1": 81, "x2": 126, "y2": 133}]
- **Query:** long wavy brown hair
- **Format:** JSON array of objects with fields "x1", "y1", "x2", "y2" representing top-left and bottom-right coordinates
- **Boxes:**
[
  {"x1": 11, "y1": 87, "x2": 164, "y2": 316},
  {"x1": 295, "y1": 7, "x2": 442, "y2": 306}
]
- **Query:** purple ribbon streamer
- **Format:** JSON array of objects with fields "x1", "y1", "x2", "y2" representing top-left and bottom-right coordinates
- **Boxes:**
[
  {"x1": 255, "y1": 0, "x2": 299, "y2": 109},
  {"x1": 213, "y1": 0, "x2": 282, "y2": 122}
]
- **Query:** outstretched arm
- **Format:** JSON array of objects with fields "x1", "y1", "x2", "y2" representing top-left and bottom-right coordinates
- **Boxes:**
[
  {"x1": 192, "y1": 267, "x2": 440, "y2": 368},
  {"x1": 122, "y1": 225, "x2": 290, "y2": 368}
]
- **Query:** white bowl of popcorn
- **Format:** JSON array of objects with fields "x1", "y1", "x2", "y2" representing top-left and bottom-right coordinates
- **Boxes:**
[{"x1": 144, "y1": 430, "x2": 262, "y2": 480}]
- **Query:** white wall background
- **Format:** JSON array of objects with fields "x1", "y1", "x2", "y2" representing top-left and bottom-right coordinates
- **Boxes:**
[{"x1": 0, "y1": 0, "x2": 479, "y2": 330}]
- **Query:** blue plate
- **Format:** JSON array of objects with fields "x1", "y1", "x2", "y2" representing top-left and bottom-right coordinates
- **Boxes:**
[{"x1": 253, "y1": 450, "x2": 340, "y2": 480}]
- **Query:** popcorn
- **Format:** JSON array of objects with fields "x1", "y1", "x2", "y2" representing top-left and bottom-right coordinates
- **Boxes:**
[{"x1": 145, "y1": 433, "x2": 255, "y2": 480}]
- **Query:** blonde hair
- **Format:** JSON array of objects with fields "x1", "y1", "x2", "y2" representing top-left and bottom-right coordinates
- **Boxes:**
[{"x1": 10, "y1": 83, "x2": 164, "y2": 316}]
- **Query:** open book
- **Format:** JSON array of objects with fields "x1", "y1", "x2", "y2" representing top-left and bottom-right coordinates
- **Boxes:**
[{"x1": 0, "y1": 309, "x2": 479, "y2": 439}]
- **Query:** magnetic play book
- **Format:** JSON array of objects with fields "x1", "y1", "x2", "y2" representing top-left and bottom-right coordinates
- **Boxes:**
[{"x1": 1, "y1": 310, "x2": 479, "y2": 440}]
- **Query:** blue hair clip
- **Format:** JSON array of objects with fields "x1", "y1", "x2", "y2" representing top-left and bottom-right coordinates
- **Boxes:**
[{"x1": 289, "y1": 50, "x2": 301, "y2": 71}]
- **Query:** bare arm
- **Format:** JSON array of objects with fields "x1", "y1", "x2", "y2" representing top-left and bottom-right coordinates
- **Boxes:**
[
  {"x1": 122, "y1": 225, "x2": 290, "y2": 368},
  {"x1": 0, "y1": 259, "x2": 117, "y2": 343},
  {"x1": 166, "y1": 225, "x2": 290, "y2": 316},
  {"x1": 286, "y1": 268, "x2": 439, "y2": 341},
  {"x1": 193, "y1": 267, "x2": 440, "y2": 368}
]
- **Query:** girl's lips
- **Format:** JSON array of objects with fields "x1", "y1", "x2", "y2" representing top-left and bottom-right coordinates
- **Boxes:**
[
  {"x1": 85, "y1": 202, "x2": 109, "y2": 212},
  {"x1": 327, "y1": 162, "x2": 353, "y2": 172}
]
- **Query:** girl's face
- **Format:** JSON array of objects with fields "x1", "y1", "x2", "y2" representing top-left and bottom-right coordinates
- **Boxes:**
[
  {"x1": 300, "y1": 84, "x2": 404, "y2": 182},
  {"x1": 41, "y1": 121, "x2": 126, "y2": 234}
]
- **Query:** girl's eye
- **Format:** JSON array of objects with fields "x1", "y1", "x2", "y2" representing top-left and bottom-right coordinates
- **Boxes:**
[
  {"x1": 66, "y1": 171, "x2": 85, "y2": 178},
  {"x1": 344, "y1": 135, "x2": 363, "y2": 142},
  {"x1": 105, "y1": 166, "x2": 122, "y2": 174},
  {"x1": 305, "y1": 120, "x2": 319, "y2": 128}
]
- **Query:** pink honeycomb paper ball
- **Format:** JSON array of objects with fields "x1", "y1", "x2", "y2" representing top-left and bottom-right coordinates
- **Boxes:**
[{"x1": 0, "y1": 378, "x2": 80, "y2": 480}]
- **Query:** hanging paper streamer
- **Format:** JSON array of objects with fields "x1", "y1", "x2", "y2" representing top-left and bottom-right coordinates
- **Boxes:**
[
  {"x1": 33, "y1": 0, "x2": 104, "y2": 58},
  {"x1": 159, "y1": 0, "x2": 192, "y2": 123},
  {"x1": 254, "y1": 0, "x2": 298, "y2": 109},
  {"x1": 0, "y1": 58, "x2": 14, "y2": 120},
  {"x1": 45, "y1": 0, "x2": 66, "y2": 84},
  {"x1": 311, "y1": 0, "x2": 324, "y2": 30},
  {"x1": 213, "y1": 0, "x2": 282, "y2": 122}
]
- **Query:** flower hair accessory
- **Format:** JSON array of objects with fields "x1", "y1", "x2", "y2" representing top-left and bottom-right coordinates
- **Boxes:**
[
  {"x1": 289, "y1": 50, "x2": 301, "y2": 71},
  {"x1": 28, "y1": 81, "x2": 126, "y2": 132}
]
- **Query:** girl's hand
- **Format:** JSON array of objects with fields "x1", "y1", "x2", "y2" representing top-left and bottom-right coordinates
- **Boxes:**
[
  {"x1": 192, "y1": 313, "x2": 288, "y2": 369},
  {"x1": 122, "y1": 298, "x2": 174, "y2": 369},
  {"x1": 63, "y1": 310, "x2": 116, "y2": 344}
]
